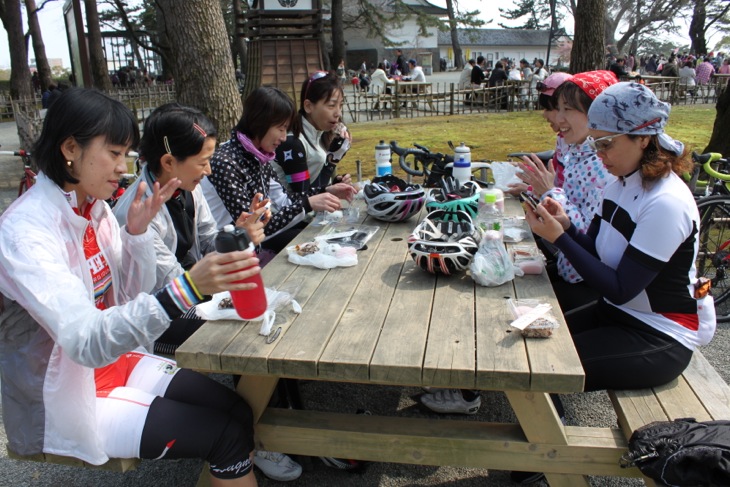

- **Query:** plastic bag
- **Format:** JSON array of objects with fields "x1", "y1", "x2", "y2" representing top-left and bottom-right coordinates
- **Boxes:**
[
  {"x1": 507, "y1": 298, "x2": 560, "y2": 338},
  {"x1": 490, "y1": 161, "x2": 523, "y2": 191},
  {"x1": 315, "y1": 224, "x2": 379, "y2": 250},
  {"x1": 311, "y1": 207, "x2": 361, "y2": 226},
  {"x1": 196, "y1": 281, "x2": 304, "y2": 336},
  {"x1": 470, "y1": 231, "x2": 522, "y2": 286},
  {"x1": 502, "y1": 216, "x2": 529, "y2": 243},
  {"x1": 287, "y1": 241, "x2": 358, "y2": 269}
]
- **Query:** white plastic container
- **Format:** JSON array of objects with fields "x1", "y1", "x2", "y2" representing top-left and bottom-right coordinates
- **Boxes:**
[
  {"x1": 479, "y1": 187, "x2": 504, "y2": 213},
  {"x1": 454, "y1": 142, "x2": 471, "y2": 165},
  {"x1": 375, "y1": 140, "x2": 392, "y2": 176},
  {"x1": 452, "y1": 155, "x2": 472, "y2": 186}
]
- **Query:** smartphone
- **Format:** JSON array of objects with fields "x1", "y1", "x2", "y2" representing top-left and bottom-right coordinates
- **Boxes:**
[
  {"x1": 259, "y1": 201, "x2": 271, "y2": 222},
  {"x1": 520, "y1": 192, "x2": 540, "y2": 211}
]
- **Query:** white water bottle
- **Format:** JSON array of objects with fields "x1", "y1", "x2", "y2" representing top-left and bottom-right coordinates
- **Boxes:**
[
  {"x1": 375, "y1": 140, "x2": 392, "y2": 176},
  {"x1": 452, "y1": 155, "x2": 471, "y2": 186},
  {"x1": 454, "y1": 142, "x2": 471, "y2": 165}
]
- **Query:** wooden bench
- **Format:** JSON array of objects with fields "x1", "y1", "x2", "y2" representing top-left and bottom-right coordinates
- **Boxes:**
[
  {"x1": 608, "y1": 350, "x2": 730, "y2": 484},
  {"x1": 6, "y1": 445, "x2": 140, "y2": 472}
]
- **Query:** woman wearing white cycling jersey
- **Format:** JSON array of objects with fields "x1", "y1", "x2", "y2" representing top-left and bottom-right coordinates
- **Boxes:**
[
  {"x1": 525, "y1": 81, "x2": 716, "y2": 391},
  {"x1": 0, "y1": 88, "x2": 261, "y2": 487}
]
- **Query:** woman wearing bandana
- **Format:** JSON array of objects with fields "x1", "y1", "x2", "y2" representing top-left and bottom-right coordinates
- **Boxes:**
[{"x1": 525, "y1": 82, "x2": 716, "y2": 392}]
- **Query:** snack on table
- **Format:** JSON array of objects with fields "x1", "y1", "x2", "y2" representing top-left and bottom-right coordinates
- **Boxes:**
[
  {"x1": 507, "y1": 298, "x2": 559, "y2": 339},
  {"x1": 295, "y1": 242, "x2": 319, "y2": 256},
  {"x1": 218, "y1": 297, "x2": 234, "y2": 309},
  {"x1": 521, "y1": 318, "x2": 555, "y2": 338}
]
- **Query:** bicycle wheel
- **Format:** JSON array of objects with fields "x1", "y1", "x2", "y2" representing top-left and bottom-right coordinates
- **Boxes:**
[{"x1": 696, "y1": 195, "x2": 730, "y2": 322}]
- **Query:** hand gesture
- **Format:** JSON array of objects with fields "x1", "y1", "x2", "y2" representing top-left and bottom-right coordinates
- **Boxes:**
[
  {"x1": 326, "y1": 182, "x2": 357, "y2": 203},
  {"x1": 125, "y1": 178, "x2": 181, "y2": 236},
  {"x1": 308, "y1": 192, "x2": 343, "y2": 212},
  {"x1": 235, "y1": 209, "x2": 267, "y2": 246},
  {"x1": 505, "y1": 181, "x2": 529, "y2": 196},
  {"x1": 524, "y1": 197, "x2": 568, "y2": 243},
  {"x1": 187, "y1": 250, "x2": 261, "y2": 296},
  {"x1": 517, "y1": 154, "x2": 556, "y2": 198}
]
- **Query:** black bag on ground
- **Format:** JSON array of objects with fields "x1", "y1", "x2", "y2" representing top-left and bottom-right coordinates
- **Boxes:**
[{"x1": 620, "y1": 418, "x2": 730, "y2": 486}]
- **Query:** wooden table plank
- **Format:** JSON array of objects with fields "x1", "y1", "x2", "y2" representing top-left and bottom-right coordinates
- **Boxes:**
[
  {"x1": 652, "y1": 376, "x2": 713, "y2": 422},
  {"x1": 175, "y1": 319, "x2": 250, "y2": 373},
  {"x1": 682, "y1": 351, "x2": 730, "y2": 419},
  {"x1": 475, "y1": 281, "x2": 531, "y2": 391},
  {"x1": 254, "y1": 408, "x2": 637, "y2": 478},
  {"x1": 369, "y1": 258, "x2": 436, "y2": 385},
  {"x1": 318, "y1": 219, "x2": 413, "y2": 381},
  {"x1": 422, "y1": 273, "x2": 478, "y2": 389},
  {"x1": 266, "y1": 233, "x2": 381, "y2": 379},
  {"x1": 514, "y1": 270, "x2": 585, "y2": 392}
]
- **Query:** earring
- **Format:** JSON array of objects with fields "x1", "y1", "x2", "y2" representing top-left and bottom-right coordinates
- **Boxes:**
[{"x1": 66, "y1": 160, "x2": 72, "y2": 167}]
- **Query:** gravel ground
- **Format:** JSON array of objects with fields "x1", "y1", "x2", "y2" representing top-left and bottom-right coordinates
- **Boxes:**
[{"x1": 0, "y1": 112, "x2": 727, "y2": 487}]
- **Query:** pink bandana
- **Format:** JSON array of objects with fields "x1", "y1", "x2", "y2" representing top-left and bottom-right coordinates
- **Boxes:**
[
  {"x1": 569, "y1": 70, "x2": 618, "y2": 100},
  {"x1": 236, "y1": 131, "x2": 276, "y2": 164}
]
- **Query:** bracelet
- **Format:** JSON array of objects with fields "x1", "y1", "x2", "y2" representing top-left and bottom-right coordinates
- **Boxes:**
[{"x1": 183, "y1": 271, "x2": 204, "y2": 301}]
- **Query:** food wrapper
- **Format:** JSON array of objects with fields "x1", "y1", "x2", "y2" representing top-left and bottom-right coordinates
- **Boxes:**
[
  {"x1": 286, "y1": 241, "x2": 358, "y2": 269},
  {"x1": 512, "y1": 244, "x2": 545, "y2": 274},
  {"x1": 502, "y1": 216, "x2": 529, "y2": 243},
  {"x1": 507, "y1": 298, "x2": 560, "y2": 338}
]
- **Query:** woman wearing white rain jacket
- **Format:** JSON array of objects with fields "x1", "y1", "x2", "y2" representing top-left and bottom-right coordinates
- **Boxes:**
[{"x1": 0, "y1": 89, "x2": 262, "y2": 486}]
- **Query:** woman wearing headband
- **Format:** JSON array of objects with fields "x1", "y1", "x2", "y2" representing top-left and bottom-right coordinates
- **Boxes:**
[
  {"x1": 0, "y1": 89, "x2": 262, "y2": 486},
  {"x1": 516, "y1": 71, "x2": 618, "y2": 308},
  {"x1": 272, "y1": 71, "x2": 354, "y2": 193},
  {"x1": 525, "y1": 82, "x2": 716, "y2": 392}
]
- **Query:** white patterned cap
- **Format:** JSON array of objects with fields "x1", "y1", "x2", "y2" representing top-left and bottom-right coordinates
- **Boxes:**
[{"x1": 587, "y1": 82, "x2": 684, "y2": 155}]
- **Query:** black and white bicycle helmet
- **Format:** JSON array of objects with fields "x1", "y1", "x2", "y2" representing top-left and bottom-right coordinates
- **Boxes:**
[
  {"x1": 425, "y1": 177, "x2": 480, "y2": 221},
  {"x1": 407, "y1": 209, "x2": 479, "y2": 275},
  {"x1": 364, "y1": 175, "x2": 426, "y2": 222}
]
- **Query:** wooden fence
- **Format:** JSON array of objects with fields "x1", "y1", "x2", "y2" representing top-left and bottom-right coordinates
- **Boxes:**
[{"x1": 3, "y1": 84, "x2": 177, "y2": 150}]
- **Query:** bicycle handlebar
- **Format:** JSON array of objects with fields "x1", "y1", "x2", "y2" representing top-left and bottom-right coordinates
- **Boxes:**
[{"x1": 692, "y1": 152, "x2": 730, "y2": 182}]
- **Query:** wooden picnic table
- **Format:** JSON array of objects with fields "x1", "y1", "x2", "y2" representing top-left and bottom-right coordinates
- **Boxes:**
[{"x1": 176, "y1": 196, "x2": 639, "y2": 486}]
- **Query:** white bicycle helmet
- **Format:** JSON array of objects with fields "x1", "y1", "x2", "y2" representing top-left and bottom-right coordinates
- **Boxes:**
[
  {"x1": 425, "y1": 177, "x2": 480, "y2": 220},
  {"x1": 364, "y1": 175, "x2": 426, "y2": 222},
  {"x1": 407, "y1": 209, "x2": 479, "y2": 275}
]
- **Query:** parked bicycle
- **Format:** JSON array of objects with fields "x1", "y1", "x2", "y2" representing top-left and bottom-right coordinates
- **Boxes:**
[
  {"x1": 692, "y1": 152, "x2": 730, "y2": 323},
  {"x1": 0, "y1": 147, "x2": 35, "y2": 197},
  {"x1": 390, "y1": 141, "x2": 491, "y2": 187},
  {"x1": 4, "y1": 147, "x2": 140, "y2": 203}
]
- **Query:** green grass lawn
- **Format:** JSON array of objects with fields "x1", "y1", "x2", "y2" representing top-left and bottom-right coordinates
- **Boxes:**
[{"x1": 341, "y1": 105, "x2": 718, "y2": 180}]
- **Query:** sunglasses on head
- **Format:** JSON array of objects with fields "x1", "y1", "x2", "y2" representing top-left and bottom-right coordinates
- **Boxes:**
[
  {"x1": 303, "y1": 70, "x2": 329, "y2": 100},
  {"x1": 586, "y1": 117, "x2": 662, "y2": 152},
  {"x1": 535, "y1": 81, "x2": 549, "y2": 93}
]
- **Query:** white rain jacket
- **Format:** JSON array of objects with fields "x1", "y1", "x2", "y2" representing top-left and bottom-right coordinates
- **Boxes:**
[
  {"x1": 0, "y1": 173, "x2": 171, "y2": 464},
  {"x1": 113, "y1": 167, "x2": 217, "y2": 291}
]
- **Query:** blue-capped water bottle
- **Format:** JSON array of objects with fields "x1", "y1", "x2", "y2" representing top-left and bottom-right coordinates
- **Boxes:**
[{"x1": 375, "y1": 140, "x2": 392, "y2": 176}]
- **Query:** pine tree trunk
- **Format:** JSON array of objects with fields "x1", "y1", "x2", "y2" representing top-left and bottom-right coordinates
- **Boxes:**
[
  {"x1": 446, "y1": 0, "x2": 463, "y2": 69},
  {"x1": 232, "y1": 0, "x2": 247, "y2": 74},
  {"x1": 689, "y1": 0, "x2": 708, "y2": 56},
  {"x1": 0, "y1": 0, "x2": 32, "y2": 99},
  {"x1": 330, "y1": 0, "x2": 345, "y2": 70},
  {"x1": 26, "y1": 0, "x2": 53, "y2": 91},
  {"x1": 570, "y1": 0, "x2": 606, "y2": 73},
  {"x1": 83, "y1": 0, "x2": 112, "y2": 91},
  {"x1": 704, "y1": 86, "x2": 730, "y2": 156},
  {"x1": 156, "y1": 0, "x2": 242, "y2": 136}
]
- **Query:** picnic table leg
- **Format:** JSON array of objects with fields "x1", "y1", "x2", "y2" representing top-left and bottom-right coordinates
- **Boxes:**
[
  {"x1": 236, "y1": 374, "x2": 280, "y2": 423},
  {"x1": 505, "y1": 391, "x2": 591, "y2": 487}
]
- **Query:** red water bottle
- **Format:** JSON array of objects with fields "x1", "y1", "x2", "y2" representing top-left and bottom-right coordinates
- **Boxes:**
[{"x1": 214, "y1": 225, "x2": 267, "y2": 319}]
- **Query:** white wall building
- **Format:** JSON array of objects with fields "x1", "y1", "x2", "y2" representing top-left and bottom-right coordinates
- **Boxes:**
[
  {"x1": 438, "y1": 29, "x2": 567, "y2": 70},
  {"x1": 336, "y1": 0, "x2": 447, "y2": 73}
]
